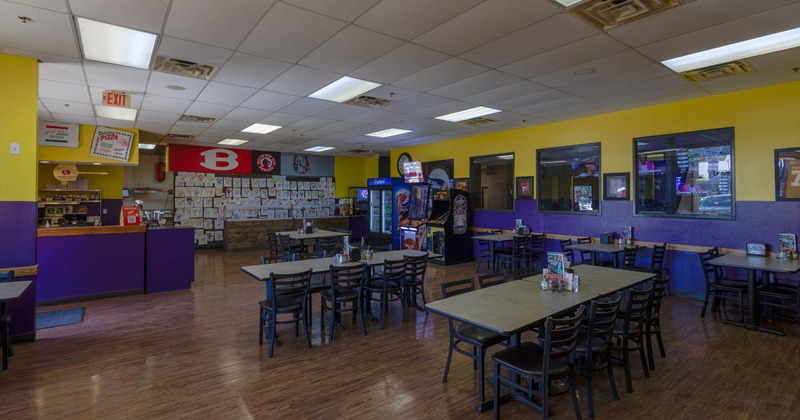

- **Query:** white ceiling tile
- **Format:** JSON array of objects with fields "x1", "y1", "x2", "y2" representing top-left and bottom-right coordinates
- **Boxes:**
[
  {"x1": 41, "y1": 99, "x2": 92, "y2": 115},
  {"x1": 212, "y1": 52, "x2": 292, "y2": 89},
  {"x1": 169, "y1": 125, "x2": 207, "y2": 135},
  {"x1": 300, "y1": 26, "x2": 403, "y2": 74},
  {"x1": 532, "y1": 50, "x2": 653, "y2": 88},
  {"x1": 141, "y1": 95, "x2": 192, "y2": 114},
  {"x1": 559, "y1": 63, "x2": 673, "y2": 96},
  {"x1": 263, "y1": 65, "x2": 340, "y2": 96},
  {"x1": 135, "y1": 121, "x2": 173, "y2": 132},
  {"x1": 492, "y1": 88, "x2": 572, "y2": 112},
  {"x1": 0, "y1": 2, "x2": 79, "y2": 58},
  {"x1": 345, "y1": 109, "x2": 399, "y2": 124},
  {"x1": 350, "y1": 43, "x2": 449, "y2": 84},
  {"x1": 461, "y1": 13, "x2": 597, "y2": 68},
  {"x1": 259, "y1": 112, "x2": 306, "y2": 126},
  {"x1": 238, "y1": 2, "x2": 346, "y2": 63},
  {"x1": 356, "y1": 0, "x2": 482, "y2": 40},
  {"x1": 278, "y1": 98, "x2": 338, "y2": 117},
  {"x1": 164, "y1": 0, "x2": 272, "y2": 49},
  {"x1": 39, "y1": 79, "x2": 91, "y2": 102},
  {"x1": 393, "y1": 58, "x2": 487, "y2": 92},
  {"x1": 39, "y1": 60, "x2": 84, "y2": 85},
  {"x1": 282, "y1": 0, "x2": 377, "y2": 21},
  {"x1": 13, "y1": 0, "x2": 68, "y2": 12},
  {"x1": 379, "y1": 93, "x2": 452, "y2": 113},
  {"x1": 586, "y1": 75, "x2": 703, "y2": 105},
  {"x1": 211, "y1": 119, "x2": 252, "y2": 131},
  {"x1": 696, "y1": 65, "x2": 800, "y2": 95},
  {"x1": 137, "y1": 109, "x2": 179, "y2": 125},
  {"x1": 413, "y1": 0, "x2": 561, "y2": 55},
  {"x1": 223, "y1": 107, "x2": 273, "y2": 122},
  {"x1": 314, "y1": 104, "x2": 372, "y2": 120},
  {"x1": 96, "y1": 117, "x2": 134, "y2": 128},
  {"x1": 146, "y1": 72, "x2": 208, "y2": 100},
  {"x1": 429, "y1": 70, "x2": 522, "y2": 99},
  {"x1": 50, "y1": 113, "x2": 96, "y2": 126},
  {"x1": 500, "y1": 34, "x2": 629, "y2": 79},
  {"x1": 83, "y1": 62, "x2": 149, "y2": 92},
  {"x1": 199, "y1": 128, "x2": 241, "y2": 139},
  {"x1": 240, "y1": 90, "x2": 300, "y2": 111},
  {"x1": 70, "y1": 0, "x2": 169, "y2": 33},
  {"x1": 461, "y1": 80, "x2": 549, "y2": 106},
  {"x1": 156, "y1": 36, "x2": 233, "y2": 66},
  {"x1": 319, "y1": 120, "x2": 365, "y2": 133},
  {"x1": 184, "y1": 102, "x2": 235, "y2": 118},
  {"x1": 291, "y1": 117, "x2": 338, "y2": 130},
  {"x1": 195, "y1": 82, "x2": 257, "y2": 107}
]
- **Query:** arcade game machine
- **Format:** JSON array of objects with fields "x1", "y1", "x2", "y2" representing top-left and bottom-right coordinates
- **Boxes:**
[
  {"x1": 366, "y1": 177, "x2": 407, "y2": 250},
  {"x1": 427, "y1": 188, "x2": 471, "y2": 265},
  {"x1": 398, "y1": 177, "x2": 430, "y2": 251}
]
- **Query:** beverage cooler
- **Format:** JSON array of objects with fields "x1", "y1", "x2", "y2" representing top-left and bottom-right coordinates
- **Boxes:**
[
  {"x1": 367, "y1": 178, "x2": 406, "y2": 250},
  {"x1": 399, "y1": 183, "x2": 430, "y2": 251},
  {"x1": 427, "y1": 189, "x2": 471, "y2": 265}
]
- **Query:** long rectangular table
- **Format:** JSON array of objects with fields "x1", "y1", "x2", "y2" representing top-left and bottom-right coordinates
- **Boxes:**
[
  {"x1": 241, "y1": 250, "x2": 433, "y2": 280},
  {"x1": 564, "y1": 242, "x2": 639, "y2": 267},
  {"x1": 707, "y1": 253, "x2": 800, "y2": 335},
  {"x1": 277, "y1": 229, "x2": 350, "y2": 253},
  {"x1": 426, "y1": 265, "x2": 653, "y2": 411},
  {"x1": 472, "y1": 233, "x2": 543, "y2": 273}
]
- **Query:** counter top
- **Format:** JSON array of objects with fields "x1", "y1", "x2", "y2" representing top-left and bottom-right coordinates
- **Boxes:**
[
  {"x1": 225, "y1": 216, "x2": 349, "y2": 223},
  {"x1": 37, "y1": 225, "x2": 147, "y2": 237}
]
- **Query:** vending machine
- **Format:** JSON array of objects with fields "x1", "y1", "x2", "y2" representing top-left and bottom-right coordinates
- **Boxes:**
[
  {"x1": 398, "y1": 183, "x2": 430, "y2": 251},
  {"x1": 366, "y1": 178, "x2": 409, "y2": 250},
  {"x1": 427, "y1": 189, "x2": 471, "y2": 265}
]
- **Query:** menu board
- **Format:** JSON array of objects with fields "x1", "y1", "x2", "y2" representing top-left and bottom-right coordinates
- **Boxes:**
[
  {"x1": 89, "y1": 126, "x2": 134, "y2": 162},
  {"x1": 172, "y1": 172, "x2": 335, "y2": 246}
]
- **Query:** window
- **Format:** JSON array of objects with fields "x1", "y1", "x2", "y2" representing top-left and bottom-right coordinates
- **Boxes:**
[
  {"x1": 634, "y1": 127, "x2": 734, "y2": 219},
  {"x1": 470, "y1": 153, "x2": 514, "y2": 210},
  {"x1": 537, "y1": 143, "x2": 601, "y2": 214}
]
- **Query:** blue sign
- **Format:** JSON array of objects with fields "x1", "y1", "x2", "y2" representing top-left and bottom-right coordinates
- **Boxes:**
[{"x1": 368, "y1": 178, "x2": 392, "y2": 186}]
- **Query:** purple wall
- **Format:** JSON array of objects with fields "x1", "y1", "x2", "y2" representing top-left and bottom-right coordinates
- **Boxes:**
[
  {"x1": 102, "y1": 199, "x2": 123, "y2": 226},
  {"x1": 0, "y1": 201, "x2": 37, "y2": 338},
  {"x1": 473, "y1": 199, "x2": 800, "y2": 298},
  {"x1": 146, "y1": 228, "x2": 194, "y2": 293}
]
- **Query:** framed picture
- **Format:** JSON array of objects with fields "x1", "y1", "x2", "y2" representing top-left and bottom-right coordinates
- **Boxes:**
[
  {"x1": 603, "y1": 172, "x2": 629, "y2": 200},
  {"x1": 775, "y1": 147, "x2": 800, "y2": 201},
  {"x1": 453, "y1": 178, "x2": 469, "y2": 192},
  {"x1": 746, "y1": 242, "x2": 767, "y2": 256},
  {"x1": 516, "y1": 176, "x2": 533, "y2": 200}
]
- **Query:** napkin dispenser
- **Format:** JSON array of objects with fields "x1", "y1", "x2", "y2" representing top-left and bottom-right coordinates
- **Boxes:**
[
  {"x1": 516, "y1": 226, "x2": 530, "y2": 235},
  {"x1": 349, "y1": 247, "x2": 361, "y2": 262},
  {"x1": 600, "y1": 232, "x2": 614, "y2": 244}
]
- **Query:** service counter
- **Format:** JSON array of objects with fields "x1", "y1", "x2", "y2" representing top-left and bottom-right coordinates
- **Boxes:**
[
  {"x1": 37, "y1": 225, "x2": 194, "y2": 304},
  {"x1": 224, "y1": 216, "x2": 349, "y2": 252}
]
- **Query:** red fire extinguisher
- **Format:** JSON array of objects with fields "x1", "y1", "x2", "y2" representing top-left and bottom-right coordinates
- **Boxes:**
[{"x1": 155, "y1": 161, "x2": 166, "y2": 182}]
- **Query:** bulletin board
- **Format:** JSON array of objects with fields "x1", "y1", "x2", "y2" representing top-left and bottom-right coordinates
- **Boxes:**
[{"x1": 173, "y1": 172, "x2": 336, "y2": 247}]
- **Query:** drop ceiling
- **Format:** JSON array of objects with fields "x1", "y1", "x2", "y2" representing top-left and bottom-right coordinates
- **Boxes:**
[{"x1": 2, "y1": 0, "x2": 800, "y2": 156}]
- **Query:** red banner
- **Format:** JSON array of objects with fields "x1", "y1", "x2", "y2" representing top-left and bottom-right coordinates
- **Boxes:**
[{"x1": 168, "y1": 144, "x2": 252, "y2": 174}]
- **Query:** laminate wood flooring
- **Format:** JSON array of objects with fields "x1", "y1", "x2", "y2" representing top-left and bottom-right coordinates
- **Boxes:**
[{"x1": 2, "y1": 249, "x2": 799, "y2": 419}]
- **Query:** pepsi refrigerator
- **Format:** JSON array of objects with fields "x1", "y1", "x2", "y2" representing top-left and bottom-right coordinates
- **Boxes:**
[
  {"x1": 398, "y1": 183, "x2": 430, "y2": 251},
  {"x1": 367, "y1": 178, "x2": 409, "y2": 250},
  {"x1": 427, "y1": 189, "x2": 471, "y2": 265}
]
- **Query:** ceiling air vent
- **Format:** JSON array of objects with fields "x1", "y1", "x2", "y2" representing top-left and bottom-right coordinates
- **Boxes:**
[
  {"x1": 459, "y1": 117, "x2": 496, "y2": 126},
  {"x1": 163, "y1": 133, "x2": 195, "y2": 142},
  {"x1": 344, "y1": 95, "x2": 393, "y2": 109},
  {"x1": 680, "y1": 60, "x2": 755, "y2": 82},
  {"x1": 178, "y1": 114, "x2": 217, "y2": 124},
  {"x1": 154, "y1": 56, "x2": 218, "y2": 80},
  {"x1": 348, "y1": 149, "x2": 368, "y2": 154},
  {"x1": 571, "y1": 0, "x2": 681, "y2": 30}
]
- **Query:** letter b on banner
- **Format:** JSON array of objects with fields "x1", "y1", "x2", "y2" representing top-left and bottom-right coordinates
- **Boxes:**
[{"x1": 200, "y1": 149, "x2": 239, "y2": 171}]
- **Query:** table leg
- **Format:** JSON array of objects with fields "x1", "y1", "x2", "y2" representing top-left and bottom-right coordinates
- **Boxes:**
[
  {"x1": 476, "y1": 332, "x2": 520, "y2": 412},
  {"x1": 591, "y1": 252, "x2": 597, "y2": 266},
  {"x1": 749, "y1": 269, "x2": 784, "y2": 336},
  {"x1": 489, "y1": 242, "x2": 496, "y2": 273}
]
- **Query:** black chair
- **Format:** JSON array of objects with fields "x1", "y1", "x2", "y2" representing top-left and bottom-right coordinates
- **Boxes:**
[
  {"x1": 440, "y1": 278, "x2": 507, "y2": 406},
  {"x1": 575, "y1": 293, "x2": 622, "y2": 419},
  {"x1": 475, "y1": 229, "x2": 502, "y2": 273},
  {"x1": 645, "y1": 273, "x2": 669, "y2": 370},
  {"x1": 277, "y1": 234, "x2": 301, "y2": 261},
  {"x1": 698, "y1": 249, "x2": 747, "y2": 322},
  {"x1": 612, "y1": 283, "x2": 653, "y2": 393},
  {"x1": 559, "y1": 238, "x2": 575, "y2": 264},
  {"x1": 361, "y1": 259, "x2": 403, "y2": 329},
  {"x1": 321, "y1": 263, "x2": 368, "y2": 341},
  {"x1": 528, "y1": 233, "x2": 546, "y2": 269},
  {"x1": 1, "y1": 270, "x2": 15, "y2": 370},
  {"x1": 478, "y1": 271, "x2": 506, "y2": 288},
  {"x1": 576, "y1": 237, "x2": 594, "y2": 265},
  {"x1": 491, "y1": 305, "x2": 586, "y2": 420},
  {"x1": 507, "y1": 265, "x2": 540, "y2": 280},
  {"x1": 756, "y1": 274, "x2": 800, "y2": 328},
  {"x1": 309, "y1": 235, "x2": 339, "y2": 259},
  {"x1": 496, "y1": 235, "x2": 529, "y2": 273},
  {"x1": 265, "y1": 232, "x2": 287, "y2": 263},
  {"x1": 634, "y1": 243, "x2": 667, "y2": 276},
  {"x1": 399, "y1": 254, "x2": 428, "y2": 315},
  {"x1": 621, "y1": 247, "x2": 640, "y2": 270},
  {"x1": 258, "y1": 268, "x2": 313, "y2": 358}
]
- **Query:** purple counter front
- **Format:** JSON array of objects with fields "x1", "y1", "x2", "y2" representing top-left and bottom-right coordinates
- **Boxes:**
[{"x1": 146, "y1": 227, "x2": 195, "y2": 293}]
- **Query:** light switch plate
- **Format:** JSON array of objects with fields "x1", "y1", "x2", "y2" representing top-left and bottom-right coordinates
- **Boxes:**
[{"x1": 10, "y1": 143, "x2": 20, "y2": 154}]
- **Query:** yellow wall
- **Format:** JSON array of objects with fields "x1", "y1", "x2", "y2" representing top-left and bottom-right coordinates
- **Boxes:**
[
  {"x1": 393, "y1": 81, "x2": 800, "y2": 201},
  {"x1": 334, "y1": 156, "x2": 379, "y2": 196},
  {"x1": 38, "y1": 164, "x2": 125, "y2": 199},
  {"x1": 38, "y1": 125, "x2": 140, "y2": 165},
  {"x1": 0, "y1": 54, "x2": 38, "y2": 201}
]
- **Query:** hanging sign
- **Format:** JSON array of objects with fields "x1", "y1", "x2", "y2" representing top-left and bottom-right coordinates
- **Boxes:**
[
  {"x1": 102, "y1": 90, "x2": 131, "y2": 108},
  {"x1": 38, "y1": 121, "x2": 80, "y2": 148},
  {"x1": 53, "y1": 164, "x2": 79, "y2": 182},
  {"x1": 90, "y1": 126, "x2": 134, "y2": 162},
  {"x1": 168, "y1": 144, "x2": 252, "y2": 174}
]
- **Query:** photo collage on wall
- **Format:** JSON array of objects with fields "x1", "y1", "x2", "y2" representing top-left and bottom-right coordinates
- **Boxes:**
[{"x1": 173, "y1": 172, "x2": 336, "y2": 246}]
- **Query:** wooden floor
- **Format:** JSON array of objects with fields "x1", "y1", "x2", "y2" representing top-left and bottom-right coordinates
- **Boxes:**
[{"x1": 2, "y1": 249, "x2": 800, "y2": 419}]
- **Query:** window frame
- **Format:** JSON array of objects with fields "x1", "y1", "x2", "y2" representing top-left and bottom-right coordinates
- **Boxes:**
[
  {"x1": 775, "y1": 147, "x2": 800, "y2": 202},
  {"x1": 469, "y1": 152, "x2": 515, "y2": 212},
  {"x1": 536, "y1": 142, "x2": 602, "y2": 215}
]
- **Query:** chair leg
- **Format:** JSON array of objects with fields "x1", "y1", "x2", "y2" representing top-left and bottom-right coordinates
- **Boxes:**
[
  {"x1": 569, "y1": 376, "x2": 582, "y2": 420},
  {"x1": 267, "y1": 314, "x2": 277, "y2": 358},
  {"x1": 607, "y1": 357, "x2": 619, "y2": 401},
  {"x1": 258, "y1": 309, "x2": 265, "y2": 345},
  {"x1": 700, "y1": 291, "x2": 710, "y2": 317},
  {"x1": 493, "y1": 363, "x2": 501, "y2": 420},
  {"x1": 656, "y1": 326, "x2": 666, "y2": 358},
  {"x1": 1, "y1": 323, "x2": 9, "y2": 370},
  {"x1": 586, "y1": 364, "x2": 595, "y2": 419},
  {"x1": 623, "y1": 340, "x2": 633, "y2": 393},
  {"x1": 477, "y1": 346, "x2": 487, "y2": 403},
  {"x1": 639, "y1": 340, "x2": 650, "y2": 379},
  {"x1": 442, "y1": 335, "x2": 455, "y2": 383},
  {"x1": 646, "y1": 327, "x2": 655, "y2": 371}
]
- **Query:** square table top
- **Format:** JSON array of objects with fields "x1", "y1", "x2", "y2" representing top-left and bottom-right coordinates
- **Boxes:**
[
  {"x1": 0, "y1": 280, "x2": 32, "y2": 302},
  {"x1": 426, "y1": 280, "x2": 598, "y2": 336},
  {"x1": 519, "y1": 264, "x2": 655, "y2": 296},
  {"x1": 278, "y1": 229, "x2": 350, "y2": 240},
  {"x1": 564, "y1": 242, "x2": 638, "y2": 254},
  {"x1": 707, "y1": 253, "x2": 800, "y2": 274}
]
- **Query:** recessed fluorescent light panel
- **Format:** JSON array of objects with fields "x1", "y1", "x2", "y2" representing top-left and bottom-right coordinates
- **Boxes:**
[
  {"x1": 304, "y1": 146, "x2": 334, "y2": 152},
  {"x1": 138, "y1": 143, "x2": 156, "y2": 150},
  {"x1": 435, "y1": 106, "x2": 501, "y2": 122},
  {"x1": 366, "y1": 128, "x2": 412, "y2": 138},
  {"x1": 553, "y1": 0, "x2": 583, "y2": 7},
  {"x1": 241, "y1": 123, "x2": 281, "y2": 134},
  {"x1": 497, "y1": 155, "x2": 514, "y2": 160},
  {"x1": 218, "y1": 139, "x2": 248, "y2": 146},
  {"x1": 308, "y1": 76, "x2": 381, "y2": 103},
  {"x1": 76, "y1": 17, "x2": 157, "y2": 69},
  {"x1": 662, "y1": 27, "x2": 800, "y2": 72},
  {"x1": 95, "y1": 105, "x2": 137, "y2": 121}
]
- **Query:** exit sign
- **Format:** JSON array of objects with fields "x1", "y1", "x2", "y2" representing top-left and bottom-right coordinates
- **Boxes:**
[{"x1": 102, "y1": 90, "x2": 131, "y2": 108}]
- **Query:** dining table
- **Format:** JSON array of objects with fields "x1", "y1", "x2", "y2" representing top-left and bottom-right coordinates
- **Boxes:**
[
  {"x1": 1, "y1": 280, "x2": 32, "y2": 370},
  {"x1": 564, "y1": 241, "x2": 639, "y2": 267},
  {"x1": 472, "y1": 233, "x2": 513, "y2": 274},
  {"x1": 426, "y1": 265, "x2": 654, "y2": 412},
  {"x1": 706, "y1": 253, "x2": 800, "y2": 335},
  {"x1": 277, "y1": 229, "x2": 350, "y2": 253}
]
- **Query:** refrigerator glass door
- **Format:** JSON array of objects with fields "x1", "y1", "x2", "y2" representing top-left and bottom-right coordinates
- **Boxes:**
[
  {"x1": 381, "y1": 189, "x2": 392, "y2": 234},
  {"x1": 369, "y1": 190, "x2": 381, "y2": 232}
]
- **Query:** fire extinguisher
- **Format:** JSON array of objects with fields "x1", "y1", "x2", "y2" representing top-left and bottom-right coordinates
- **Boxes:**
[{"x1": 155, "y1": 161, "x2": 166, "y2": 183}]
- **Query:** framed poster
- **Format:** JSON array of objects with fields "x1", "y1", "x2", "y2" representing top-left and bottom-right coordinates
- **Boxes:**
[
  {"x1": 453, "y1": 178, "x2": 469, "y2": 192},
  {"x1": 515, "y1": 176, "x2": 533, "y2": 199},
  {"x1": 775, "y1": 147, "x2": 800, "y2": 201},
  {"x1": 603, "y1": 172, "x2": 629, "y2": 200},
  {"x1": 90, "y1": 126, "x2": 134, "y2": 162}
]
